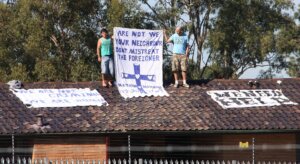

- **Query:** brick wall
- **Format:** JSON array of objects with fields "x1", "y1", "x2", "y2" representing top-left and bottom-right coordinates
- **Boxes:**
[{"x1": 32, "y1": 136, "x2": 107, "y2": 160}]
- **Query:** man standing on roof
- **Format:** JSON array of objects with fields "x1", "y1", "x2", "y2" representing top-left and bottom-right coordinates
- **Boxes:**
[
  {"x1": 97, "y1": 28, "x2": 114, "y2": 87},
  {"x1": 164, "y1": 27, "x2": 190, "y2": 88}
]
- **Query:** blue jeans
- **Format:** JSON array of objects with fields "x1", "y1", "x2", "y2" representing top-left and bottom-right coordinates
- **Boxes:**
[{"x1": 101, "y1": 56, "x2": 114, "y2": 77}]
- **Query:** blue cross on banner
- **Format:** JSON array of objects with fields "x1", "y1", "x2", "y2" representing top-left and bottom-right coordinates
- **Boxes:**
[{"x1": 122, "y1": 64, "x2": 155, "y2": 94}]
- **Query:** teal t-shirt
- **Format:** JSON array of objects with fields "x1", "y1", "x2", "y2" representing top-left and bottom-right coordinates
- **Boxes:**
[
  {"x1": 170, "y1": 33, "x2": 188, "y2": 55},
  {"x1": 100, "y1": 37, "x2": 113, "y2": 56}
]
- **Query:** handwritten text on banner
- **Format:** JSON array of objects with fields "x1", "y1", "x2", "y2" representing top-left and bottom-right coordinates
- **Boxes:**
[
  {"x1": 12, "y1": 88, "x2": 108, "y2": 108},
  {"x1": 114, "y1": 27, "x2": 169, "y2": 98},
  {"x1": 207, "y1": 89, "x2": 298, "y2": 109}
]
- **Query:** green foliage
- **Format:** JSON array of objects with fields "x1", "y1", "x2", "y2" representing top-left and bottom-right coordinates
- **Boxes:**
[
  {"x1": 187, "y1": 60, "x2": 202, "y2": 80},
  {"x1": 101, "y1": 0, "x2": 153, "y2": 33},
  {"x1": 206, "y1": 0, "x2": 294, "y2": 79},
  {"x1": 287, "y1": 57, "x2": 300, "y2": 77},
  {"x1": 70, "y1": 60, "x2": 99, "y2": 82},
  {"x1": 277, "y1": 26, "x2": 300, "y2": 53},
  {"x1": 203, "y1": 64, "x2": 235, "y2": 79},
  {"x1": 0, "y1": 0, "x2": 299, "y2": 82},
  {"x1": 8, "y1": 64, "x2": 31, "y2": 82},
  {"x1": 162, "y1": 57, "x2": 172, "y2": 82},
  {"x1": 276, "y1": 25, "x2": 300, "y2": 77},
  {"x1": 0, "y1": 69, "x2": 8, "y2": 82},
  {"x1": 107, "y1": 0, "x2": 125, "y2": 31},
  {"x1": 274, "y1": 4, "x2": 300, "y2": 77},
  {"x1": 34, "y1": 59, "x2": 57, "y2": 82},
  {"x1": 0, "y1": 0, "x2": 100, "y2": 82}
]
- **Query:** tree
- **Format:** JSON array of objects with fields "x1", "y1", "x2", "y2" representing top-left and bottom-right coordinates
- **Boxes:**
[
  {"x1": 205, "y1": 0, "x2": 294, "y2": 79},
  {"x1": 0, "y1": 0, "x2": 101, "y2": 82},
  {"x1": 1, "y1": 0, "x2": 155, "y2": 82},
  {"x1": 38, "y1": 0, "x2": 100, "y2": 81},
  {"x1": 276, "y1": 4, "x2": 300, "y2": 77},
  {"x1": 0, "y1": 2, "x2": 14, "y2": 82},
  {"x1": 1, "y1": 0, "x2": 298, "y2": 82},
  {"x1": 141, "y1": 0, "x2": 299, "y2": 80},
  {"x1": 140, "y1": 0, "x2": 221, "y2": 80},
  {"x1": 99, "y1": 0, "x2": 154, "y2": 33},
  {"x1": 141, "y1": 0, "x2": 222, "y2": 78}
]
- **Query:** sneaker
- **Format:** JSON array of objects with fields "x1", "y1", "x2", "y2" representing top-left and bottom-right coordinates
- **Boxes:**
[
  {"x1": 182, "y1": 83, "x2": 190, "y2": 88},
  {"x1": 174, "y1": 83, "x2": 179, "y2": 88}
]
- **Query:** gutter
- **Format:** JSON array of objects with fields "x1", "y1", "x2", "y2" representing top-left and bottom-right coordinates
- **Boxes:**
[{"x1": 3, "y1": 129, "x2": 300, "y2": 137}]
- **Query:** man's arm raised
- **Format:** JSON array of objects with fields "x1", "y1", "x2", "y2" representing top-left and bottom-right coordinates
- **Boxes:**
[{"x1": 163, "y1": 29, "x2": 172, "y2": 43}]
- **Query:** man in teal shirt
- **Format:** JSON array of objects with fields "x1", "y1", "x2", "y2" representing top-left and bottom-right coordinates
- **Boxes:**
[
  {"x1": 97, "y1": 28, "x2": 114, "y2": 87},
  {"x1": 164, "y1": 27, "x2": 190, "y2": 88}
]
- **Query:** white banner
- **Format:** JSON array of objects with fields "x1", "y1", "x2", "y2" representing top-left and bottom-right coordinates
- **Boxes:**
[
  {"x1": 12, "y1": 88, "x2": 108, "y2": 108},
  {"x1": 207, "y1": 89, "x2": 298, "y2": 109},
  {"x1": 114, "y1": 27, "x2": 169, "y2": 98}
]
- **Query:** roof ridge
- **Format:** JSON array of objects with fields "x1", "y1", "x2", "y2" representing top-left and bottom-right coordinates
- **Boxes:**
[{"x1": 1, "y1": 78, "x2": 299, "y2": 85}]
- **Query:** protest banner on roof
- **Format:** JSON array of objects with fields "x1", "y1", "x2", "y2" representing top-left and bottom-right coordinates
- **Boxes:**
[
  {"x1": 12, "y1": 88, "x2": 108, "y2": 108},
  {"x1": 114, "y1": 27, "x2": 169, "y2": 98},
  {"x1": 207, "y1": 89, "x2": 298, "y2": 109}
]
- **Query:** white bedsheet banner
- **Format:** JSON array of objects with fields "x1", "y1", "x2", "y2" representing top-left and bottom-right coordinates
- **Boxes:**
[
  {"x1": 114, "y1": 27, "x2": 169, "y2": 98},
  {"x1": 207, "y1": 89, "x2": 298, "y2": 109},
  {"x1": 12, "y1": 88, "x2": 108, "y2": 108}
]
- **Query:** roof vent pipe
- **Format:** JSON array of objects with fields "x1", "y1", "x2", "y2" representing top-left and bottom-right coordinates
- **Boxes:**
[{"x1": 36, "y1": 114, "x2": 43, "y2": 126}]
